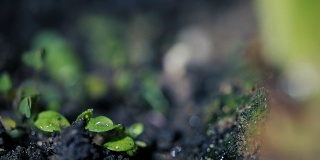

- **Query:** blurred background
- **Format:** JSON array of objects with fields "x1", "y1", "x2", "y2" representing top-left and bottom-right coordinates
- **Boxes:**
[{"x1": 0, "y1": 0, "x2": 258, "y2": 124}]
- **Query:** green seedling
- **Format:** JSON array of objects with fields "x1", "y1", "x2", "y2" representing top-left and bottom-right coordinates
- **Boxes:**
[
  {"x1": 34, "y1": 108, "x2": 145, "y2": 156},
  {"x1": 18, "y1": 97, "x2": 32, "y2": 118},
  {"x1": 76, "y1": 108, "x2": 93, "y2": 121},
  {"x1": 18, "y1": 94, "x2": 40, "y2": 119},
  {"x1": 126, "y1": 123, "x2": 144, "y2": 138},
  {"x1": 104, "y1": 135, "x2": 135, "y2": 152},
  {"x1": 22, "y1": 48, "x2": 46, "y2": 71},
  {"x1": 0, "y1": 72, "x2": 12, "y2": 92},
  {"x1": 85, "y1": 116, "x2": 116, "y2": 132},
  {"x1": 34, "y1": 111, "x2": 70, "y2": 132},
  {"x1": 0, "y1": 117, "x2": 16, "y2": 132}
]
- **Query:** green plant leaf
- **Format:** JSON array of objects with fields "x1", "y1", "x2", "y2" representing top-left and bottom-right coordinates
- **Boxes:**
[
  {"x1": 84, "y1": 75, "x2": 108, "y2": 99},
  {"x1": 135, "y1": 140, "x2": 147, "y2": 148},
  {"x1": 103, "y1": 136, "x2": 135, "y2": 152},
  {"x1": 9, "y1": 128, "x2": 24, "y2": 138},
  {"x1": 0, "y1": 72, "x2": 12, "y2": 92},
  {"x1": 19, "y1": 97, "x2": 32, "y2": 118},
  {"x1": 126, "y1": 146, "x2": 138, "y2": 156},
  {"x1": 76, "y1": 108, "x2": 93, "y2": 121},
  {"x1": 19, "y1": 86, "x2": 38, "y2": 97},
  {"x1": 85, "y1": 116, "x2": 115, "y2": 132},
  {"x1": 22, "y1": 49, "x2": 45, "y2": 71},
  {"x1": 127, "y1": 123, "x2": 144, "y2": 138},
  {"x1": 34, "y1": 111, "x2": 70, "y2": 132},
  {"x1": 0, "y1": 117, "x2": 16, "y2": 132},
  {"x1": 32, "y1": 31, "x2": 82, "y2": 88},
  {"x1": 113, "y1": 124, "x2": 124, "y2": 132}
]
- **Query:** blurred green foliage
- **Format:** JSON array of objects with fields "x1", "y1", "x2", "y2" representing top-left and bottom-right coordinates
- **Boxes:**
[
  {"x1": 0, "y1": 72, "x2": 12, "y2": 92},
  {"x1": 257, "y1": 0, "x2": 320, "y2": 70},
  {"x1": 114, "y1": 71, "x2": 132, "y2": 93},
  {"x1": 18, "y1": 97, "x2": 32, "y2": 118},
  {"x1": 84, "y1": 75, "x2": 108, "y2": 99},
  {"x1": 126, "y1": 123, "x2": 144, "y2": 139},
  {"x1": 19, "y1": 80, "x2": 61, "y2": 110},
  {"x1": 31, "y1": 31, "x2": 82, "y2": 87},
  {"x1": 79, "y1": 14, "x2": 128, "y2": 69},
  {"x1": 22, "y1": 30, "x2": 85, "y2": 108},
  {"x1": 141, "y1": 71, "x2": 169, "y2": 114},
  {"x1": 22, "y1": 49, "x2": 45, "y2": 71}
]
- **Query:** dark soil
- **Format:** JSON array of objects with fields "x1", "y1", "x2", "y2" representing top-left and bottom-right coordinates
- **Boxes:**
[{"x1": 0, "y1": 0, "x2": 266, "y2": 159}]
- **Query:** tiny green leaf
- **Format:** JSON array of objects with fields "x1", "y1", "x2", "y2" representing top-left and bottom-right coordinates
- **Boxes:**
[
  {"x1": 103, "y1": 136, "x2": 135, "y2": 151},
  {"x1": 126, "y1": 146, "x2": 138, "y2": 156},
  {"x1": 9, "y1": 128, "x2": 24, "y2": 138},
  {"x1": 135, "y1": 141, "x2": 147, "y2": 148},
  {"x1": 85, "y1": 75, "x2": 108, "y2": 99},
  {"x1": 22, "y1": 49, "x2": 45, "y2": 71},
  {"x1": 0, "y1": 117, "x2": 16, "y2": 132},
  {"x1": 85, "y1": 116, "x2": 115, "y2": 132},
  {"x1": 76, "y1": 108, "x2": 93, "y2": 121},
  {"x1": 113, "y1": 124, "x2": 124, "y2": 132},
  {"x1": 19, "y1": 97, "x2": 32, "y2": 118},
  {"x1": 127, "y1": 123, "x2": 144, "y2": 138},
  {"x1": 20, "y1": 86, "x2": 38, "y2": 97},
  {"x1": 0, "y1": 72, "x2": 12, "y2": 92},
  {"x1": 34, "y1": 111, "x2": 70, "y2": 132}
]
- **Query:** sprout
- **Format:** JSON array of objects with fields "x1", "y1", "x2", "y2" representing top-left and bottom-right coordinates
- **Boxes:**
[
  {"x1": 76, "y1": 108, "x2": 93, "y2": 121},
  {"x1": 0, "y1": 72, "x2": 12, "y2": 92},
  {"x1": 103, "y1": 136, "x2": 135, "y2": 152},
  {"x1": 34, "y1": 111, "x2": 70, "y2": 132},
  {"x1": 18, "y1": 97, "x2": 32, "y2": 118},
  {"x1": 85, "y1": 116, "x2": 115, "y2": 132},
  {"x1": 33, "y1": 108, "x2": 145, "y2": 155}
]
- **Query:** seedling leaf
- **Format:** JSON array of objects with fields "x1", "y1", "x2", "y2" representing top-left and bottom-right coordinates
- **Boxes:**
[
  {"x1": 85, "y1": 116, "x2": 115, "y2": 132},
  {"x1": 9, "y1": 128, "x2": 24, "y2": 138},
  {"x1": 0, "y1": 72, "x2": 12, "y2": 92},
  {"x1": 135, "y1": 141, "x2": 147, "y2": 148},
  {"x1": 22, "y1": 49, "x2": 45, "y2": 71},
  {"x1": 19, "y1": 97, "x2": 32, "y2": 118},
  {"x1": 34, "y1": 111, "x2": 70, "y2": 132},
  {"x1": 126, "y1": 146, "x2": 138, "y2": 156},
  {"x1": 103, "y1": 136, "x2": 135, "y2": 151},
  {"x1": 76, "y1": 108, "x2": 93, "y2": 121},
  {"x1": 127, "y1": 123, "x2": 144, "y2": 138},
  {"x1": 0, "y1": 117, "x2": 16, "y2": 132},
  {"x1": 113, "y1": 124, "x2": 124, "y2": 132}
]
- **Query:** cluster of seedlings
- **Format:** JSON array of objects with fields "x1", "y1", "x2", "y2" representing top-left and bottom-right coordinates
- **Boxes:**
[
  {"x1": 34, "y1": 108, "x2": 146, "y2": 155},
  {"x1": 0, "y1": 68, "x2": 146, "y2": 159}
]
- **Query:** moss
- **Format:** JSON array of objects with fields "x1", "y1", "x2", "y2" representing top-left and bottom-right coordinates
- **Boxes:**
[{"x1": 201, "y1": 85, "x2": 268, "y2": 159}]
